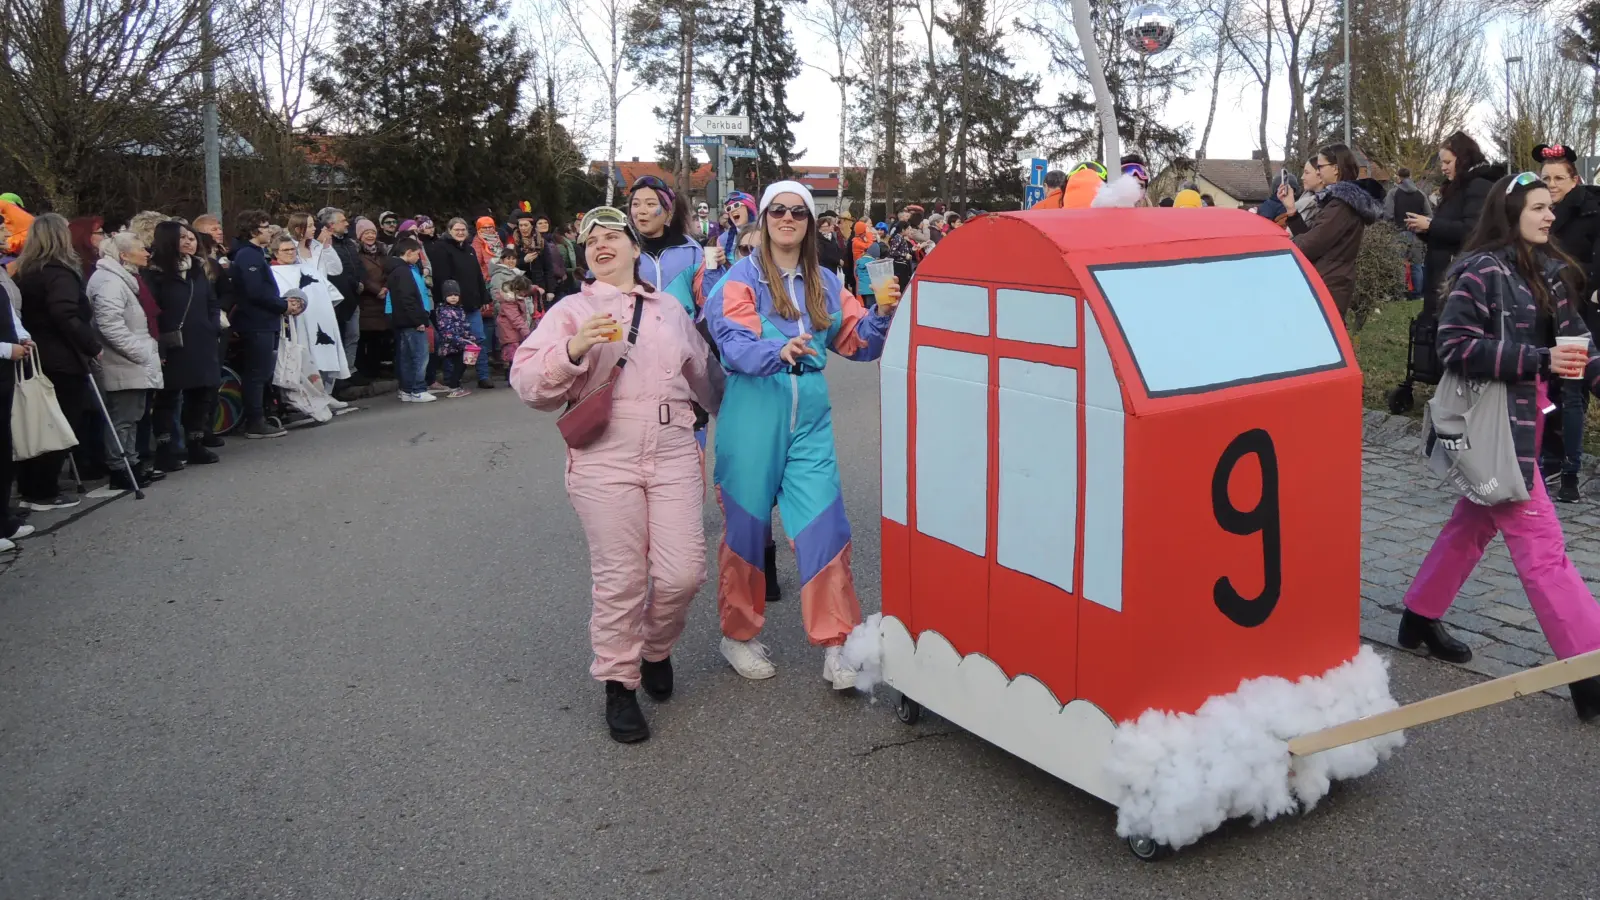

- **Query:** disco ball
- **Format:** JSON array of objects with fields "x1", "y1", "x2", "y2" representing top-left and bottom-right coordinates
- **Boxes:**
[{"x1": 1124, "y1": 3, "x2": 1177, "y2": 55}]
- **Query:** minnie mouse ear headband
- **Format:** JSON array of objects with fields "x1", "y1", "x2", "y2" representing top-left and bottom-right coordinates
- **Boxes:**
[{"x1": 1534, "y1": 144, "x2": 1578, "y2": 166}]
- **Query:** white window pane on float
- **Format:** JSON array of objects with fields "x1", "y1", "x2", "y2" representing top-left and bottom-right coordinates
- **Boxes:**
[
  {"x1": 881, "y1": 284, "x2": 913, "y2": 525},
  {"x1": 997, "y1": 358, "x2": 1077, "y2": 591},
  {"x1": 914, "y1": 347, "x2": 989, "y2": 555},
  {"x1": 916, "y1": 281, "x2": 990, "y2": 336},
  {"x1": 1090, "y1": 250, "x2": 1343, "y2": 397},
  {"x1": 996, "y1": 289, "x2": 1077, "y2": 347},
  {"x1": 1083, "y1": 305, "x2": 1124, "y2": 612}
]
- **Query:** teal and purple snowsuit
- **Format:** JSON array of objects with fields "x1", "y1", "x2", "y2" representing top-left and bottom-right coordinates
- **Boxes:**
[{"x1": 704, "y1": 256, "x2": 894, "y2": 646}]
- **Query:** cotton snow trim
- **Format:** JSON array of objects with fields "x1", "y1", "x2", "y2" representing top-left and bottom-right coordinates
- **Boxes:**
[
  {"x1": 841, "y1": 612, "x2": 884, "y2": 693},
  {"x1": 1107, "y1": 645, "x2": 1404, "y2": 851},
  {"x1": 1090, "y1": 174, "x2": 1144, "y2": 209}
]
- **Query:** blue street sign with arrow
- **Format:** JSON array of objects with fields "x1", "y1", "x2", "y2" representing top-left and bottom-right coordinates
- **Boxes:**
[
  {"x1": 725, "y1": 146, "x2": 759, "y2": 159},
  {"x1": 685, "y1": 135, "x2": 723, "y2": 146}
]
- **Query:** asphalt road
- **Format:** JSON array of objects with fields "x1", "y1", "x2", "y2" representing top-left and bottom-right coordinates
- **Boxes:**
[{"x1": 2, "y1": 363, "x2": 1597, "y2": 900}]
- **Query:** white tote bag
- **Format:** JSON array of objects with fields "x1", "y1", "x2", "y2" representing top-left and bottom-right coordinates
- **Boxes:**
[{"x1": 12, "y1": 345, "x2": 79, "y2": 461}]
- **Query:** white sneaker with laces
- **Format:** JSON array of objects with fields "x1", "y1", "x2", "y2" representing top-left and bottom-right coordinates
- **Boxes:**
[
  {"x1": 412, "y1": 391, "x2": 438, "y2": 403},
  {"x1": 823, "y1": 646, "x2": 857, "y2": 691},
  {"x1": 720, "y1": 637, "x2": 777, "y2": 680}
]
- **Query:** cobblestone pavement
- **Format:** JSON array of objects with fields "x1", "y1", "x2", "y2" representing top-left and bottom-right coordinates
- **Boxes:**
[{"x1": 1361, "y1": 440, "x2": 1600, "y2": 690}]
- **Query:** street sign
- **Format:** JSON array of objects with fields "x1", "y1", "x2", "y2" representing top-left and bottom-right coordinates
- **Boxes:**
[
  {"x1": 685, "y1": 135, "x2": 723, "y2": 147},
  {"x1": 694, "y1": 115, "x2": 751, "y2": 137},
  {"x1": 725, "y1": 146, "x2": 759, "y2": 159},
  {"x1": 1029, "y1": 158, "x2": 1047, "y2": 187},
  {"x1": 1025, "y1": 185, "x2": 1045, "y2": 208}
]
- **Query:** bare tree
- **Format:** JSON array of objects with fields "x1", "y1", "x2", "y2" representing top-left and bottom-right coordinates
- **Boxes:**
[
  {"x1": 1274, "y1": 0, "x2": 1332, "y2": 165},
  {"x1": 0, "y1": 0, "x2": 248, "y2": 213},
  {"x1": 794, "y1": 0, "x2": 865, "y2": 213},
  {"x1": 519, "y1": 0, "x2": 608, "y2": 175},
  {"x1": 221, "y1": 0, "x2": 331, "y2": 195},
  {"x1": 1193, "y1": 0, "x2": 1238, "y2": 161},
  {"x1": 1493, "y1": 14, "x2": 1593, "y2": 167},
  {"x1": 1352, "y1": 0, "x2": 1492, "y2": 174},
  {"x1": 555, "y1": 0, "x2": 640, "y2": 203},
  {"x1": 1230, "y1": 0, "x2": 1278, "y2": 180}
]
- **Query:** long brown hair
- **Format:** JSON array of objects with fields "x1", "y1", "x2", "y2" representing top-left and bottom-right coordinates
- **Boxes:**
[
  {"x1": 1462, "y1": 174, "x2": 1582, "y2": 315},
  {"x1": 14, "y1": 213, "x2": 81, "y2": 277},
  {"x1": 758, "y1": 212, "x2": 831, "y2": 330}
]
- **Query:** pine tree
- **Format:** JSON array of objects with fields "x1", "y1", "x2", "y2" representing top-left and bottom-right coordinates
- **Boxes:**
[
  {"x1": 314, "y1": 0, "x2": 548, "y2": 214},
  {"x1": 625, "y1": 0, "x2": 724, "y2": 194},
  {"x1": 939, "y1": 0, "x2": 1038, "y2": 209},
  {"x1": 702, "y1": 0, "x2": 804, "y2": 185}
]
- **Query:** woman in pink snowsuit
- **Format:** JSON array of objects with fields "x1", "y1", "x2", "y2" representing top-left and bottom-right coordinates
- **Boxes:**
[{"x1": 510, "y1": 206, "x2": 723, "y2": 744}]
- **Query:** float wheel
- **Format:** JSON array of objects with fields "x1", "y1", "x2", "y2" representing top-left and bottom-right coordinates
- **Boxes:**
[
  {"x1": 1126, "y1": 836, "x2": 1173, "y2": 862},
  {"x1": 895, "y1": 693, "x2": 922, "y2": 725}
]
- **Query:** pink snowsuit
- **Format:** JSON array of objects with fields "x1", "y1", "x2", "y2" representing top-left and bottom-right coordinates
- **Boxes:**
[{"x1": 510, "y1": 280, "x2": 724, "y2": 689}]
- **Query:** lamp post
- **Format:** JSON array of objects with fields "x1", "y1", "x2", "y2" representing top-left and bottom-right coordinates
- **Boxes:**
[
  {"x1": 202, "y1": 0, "x2": 221, "y2": 218},
  {"x1": 1506, "y1": 55, "x2": 1524, "y2": 166},
  {"x1": 1343, "y1": 0, "x2": 1351, "y2": 147}
]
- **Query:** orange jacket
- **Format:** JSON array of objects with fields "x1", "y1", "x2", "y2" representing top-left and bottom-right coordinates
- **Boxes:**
[
  {"x1": 1, "y1": 199, "x2": 32, "y2": 255},
  {"x1": 1063, "y1": 170, "x2": 1103, "y2": 208},
  {"x1": 1029, "y1": 188, "x2": 1067, "y2": 210},
  {"x1": 851, "y1": 220, "x2": 875, "y2": 263}
]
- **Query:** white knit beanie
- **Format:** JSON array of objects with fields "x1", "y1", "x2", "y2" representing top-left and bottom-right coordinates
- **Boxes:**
[{"x1": 758, "y1": 180, "x2": 816, "y2": 218}]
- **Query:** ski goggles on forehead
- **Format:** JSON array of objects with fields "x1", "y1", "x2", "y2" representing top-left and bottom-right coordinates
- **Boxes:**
[
  {"x1": 1121, "y1": 162, "x2": 1149, "y2": 185},
  {"x1": 1506, "y1": 171, "x2": 1544, "y2": 194},
  {"x1": 629, "y1": 175, "x2": 670, "y2": 193},
  {"x1": 1072, "y1": 161, "x2": 1109, "y2": 181},
  {"x1": 577, "y1": 206, "x2": 632, "y2": 241}
]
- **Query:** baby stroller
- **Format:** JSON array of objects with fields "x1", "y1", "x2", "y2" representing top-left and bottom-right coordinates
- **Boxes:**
[{"x1": 1387, "y1": 308, "x2": 1442, "y2": 414}]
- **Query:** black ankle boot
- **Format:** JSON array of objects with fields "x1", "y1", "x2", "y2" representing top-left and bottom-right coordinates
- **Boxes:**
[
  {"x1": 764, "y1": 542, "x2": 782, "y2": 603},
  {"x1": 1572, "y1": 676, "x2": 1600, "y2": 723},
  {"x1": 1397, "y1": 609, "x2": 1473, "y2": 664},
  {"x1": 187, "y1": 443, "x2": 220, "y2": 465},
  {"x1": 604, "y1": 681, "x2": 650, "y2": 743},
  {"x1": 640, "y1": 656, "x2": 674, "y2": 701},
  {"x1": 154, "y1": 443, "x2": 185, "y2": 474}
]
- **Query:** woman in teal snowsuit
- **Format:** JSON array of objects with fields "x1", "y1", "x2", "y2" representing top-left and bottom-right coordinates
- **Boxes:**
[{"x1": 704, "y1": 181, "x2": 901, "y2": 691}]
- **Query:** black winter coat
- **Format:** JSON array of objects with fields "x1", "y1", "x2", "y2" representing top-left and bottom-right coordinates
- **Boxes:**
[
  {"x1": 328, "y1": 232, "x2": 364, "y2": 324},
  {"x1": 430, "y1": 237, "x2": 489, "y2": 312},
  {"x1": 383, "y1": 256, "x2": 432, "y2": 329},
  {"x1": 1423, "y1": 162, "x2": 1507, "y2": 313},
  {"x1": 16, "y1": 262, "x2": 101, "y2": 375},
  {"x1": 147, "y1": 261, "x2": 223, "y2": 389},
  {"x1": 818, "y1": 231, "x2": 847, "y2": 279},
  {"x1": 1549, "y1": 184, "x2": 1600, "y2": 335}
]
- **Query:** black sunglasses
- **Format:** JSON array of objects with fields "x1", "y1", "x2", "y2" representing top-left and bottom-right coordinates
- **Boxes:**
[
  {"x1": 737, "y1": 244, "x2": 756, "y2": 256},
  {"x1": 765, "y1": 203, "x2": 811, "y2": 221}
]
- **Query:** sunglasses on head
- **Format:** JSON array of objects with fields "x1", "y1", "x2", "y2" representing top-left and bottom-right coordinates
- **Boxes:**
[
  {"x1": 1507, "y1": 171, "x2": 1544, "y2": 194},
  {"x1": 630, "y1": 175, "x2": 669, "y2": 192},
  {"x1": 765, "y1": 203, "x2": 810, "y2": 221}
]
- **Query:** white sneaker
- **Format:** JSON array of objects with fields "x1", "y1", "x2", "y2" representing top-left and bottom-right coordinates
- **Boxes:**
[
  {"x1": 823, "y1": 646, "x2": 857, "y2": 691},
  {"x1": 6, "y1": 524, "x2": 34, "y2": 541},
  {"x1": 720, "y1": 637, "x2": 777, "y2": 680},
  {"x1": 397, "y1": 390, "x2": 412, "y2": 401},
  {"x1": 0, "y1": 538, "x2": 13, "y2": 552},
  {"x1": 326, "y1": 397, "x2": 349, "y2": 410},
  {"x1": 411, "y1": 391, "x2": 437, "y2": 403}
]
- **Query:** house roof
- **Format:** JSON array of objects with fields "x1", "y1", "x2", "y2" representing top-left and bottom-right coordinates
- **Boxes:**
[
  {"x1": 588, "y1": 160, "x2": 716, "y2": 191},
  {"x1": 1191, "y1": 159, "x2": 1290, "y2": 204},
  {"x1": 1189, "y1": 152, "x2": 1394, "y2": 204}
]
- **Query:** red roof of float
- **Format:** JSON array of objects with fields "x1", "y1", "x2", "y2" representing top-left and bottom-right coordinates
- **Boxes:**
[{"x1": 921, "y1": 208, "x2": 1286, "y2": 280}]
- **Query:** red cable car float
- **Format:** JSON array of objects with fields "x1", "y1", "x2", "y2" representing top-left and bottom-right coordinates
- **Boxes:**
[{"x1": 868, "y1": 208, "x2": 1404, "y2": 858}]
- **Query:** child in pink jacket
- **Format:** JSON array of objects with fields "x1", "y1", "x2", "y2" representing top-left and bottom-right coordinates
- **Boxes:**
[
  {"x1": 495, "y1": 274, "x2": 534, "y2": 365},
  {"x1": 510, "y1": 207, "x2": 723, "y2": 744}
]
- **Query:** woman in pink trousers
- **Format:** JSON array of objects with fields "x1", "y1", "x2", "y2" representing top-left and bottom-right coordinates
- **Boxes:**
[
  {"x1": 510, "y1": 206, "x2": 723, "y2": 743},
  {"x1": 1402, "y1": 171, "x2": 1600, "y2": 722}
]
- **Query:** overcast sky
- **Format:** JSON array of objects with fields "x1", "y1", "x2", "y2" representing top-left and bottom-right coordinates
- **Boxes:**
[{"x1": 583, "y1": 3, "x2": 1514, "y2": 171}]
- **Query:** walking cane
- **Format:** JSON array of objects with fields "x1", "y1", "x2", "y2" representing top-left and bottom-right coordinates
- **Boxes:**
[
  {"x1": 86, "y1": 374, "x2": 145, "y2": 501},
  {"x1": 66, "y1": 453, "x2": 85, "y2": 494}
]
